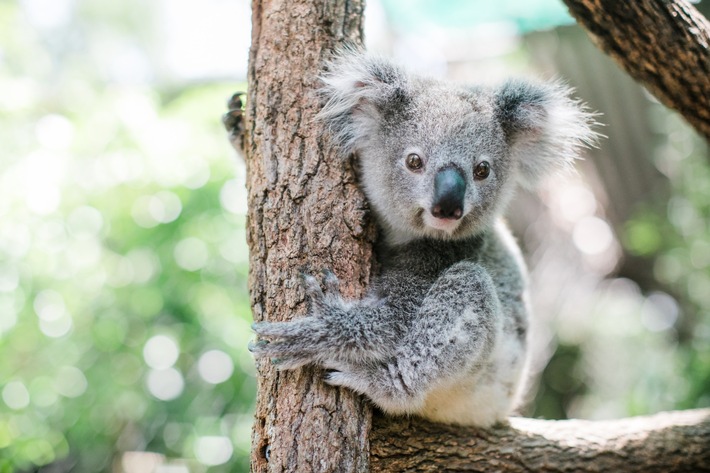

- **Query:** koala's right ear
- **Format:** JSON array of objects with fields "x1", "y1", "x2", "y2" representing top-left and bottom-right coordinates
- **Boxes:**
[{"x1": 317, "y1": 49, "x2": 409, "y2": 155}]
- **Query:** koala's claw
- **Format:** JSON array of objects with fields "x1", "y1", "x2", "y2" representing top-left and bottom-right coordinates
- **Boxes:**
[
  {"x1": 323, "y1": 369, "x2": 340, "y2": 381},
  {"x1": 322, "y1": 269, "x2": 341, "y2": 295},
  {"x1": 247, "y1": 339, "x2": 269, "y2": 352},
  {"x1": 301, "y1": 273, "x2": 324, "y2": 299},
  {"x1": 299, "y1": 271, "x2": 343, "y2": 312}
]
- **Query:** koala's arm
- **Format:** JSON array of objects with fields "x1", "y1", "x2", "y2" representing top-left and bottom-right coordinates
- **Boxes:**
[
  {"x1": 324, "y1": 261, "x2": 499, "y2": 413},
  {"x1": 250, "y1": 272, "x2": 407, "y2": 369},
  {"x1": 251, "y1": 262, "x2": 500, "y2": 414}
]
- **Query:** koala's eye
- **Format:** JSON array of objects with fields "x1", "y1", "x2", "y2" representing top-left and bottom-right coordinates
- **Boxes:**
[
  {"x1": 474, "y1": 161, "x2": 490, "y2": 180},
  {"x1": 405, "y1": 153, "x2": 424, "y2": 171}
]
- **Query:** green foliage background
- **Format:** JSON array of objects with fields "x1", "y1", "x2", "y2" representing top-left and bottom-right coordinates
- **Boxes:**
[
  {"x1": 623, "y1": 111, "x2": 710, "y2": 412},
  {"x1": 1, "y1": 0, "x2": 253, "y2": 470}
]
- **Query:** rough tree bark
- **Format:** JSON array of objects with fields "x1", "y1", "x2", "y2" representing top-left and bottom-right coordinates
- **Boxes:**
[
  {"x1": 562, "y1": 0, "x2": 710, "y2": 142},
  {"x1": 370, "y1": 409, "x2": 710, "y2": 472},
  {"x1": 242, "y1": 0, "x2": 710, "y2": 471},
  {"x1": 245, "y1": 0, "x2": 373, "y2": 472}
]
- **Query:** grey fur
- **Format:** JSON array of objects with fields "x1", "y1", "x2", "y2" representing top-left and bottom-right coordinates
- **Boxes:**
[{"x1": 250, "y1": 50, "x2": 597, "y2": 426}]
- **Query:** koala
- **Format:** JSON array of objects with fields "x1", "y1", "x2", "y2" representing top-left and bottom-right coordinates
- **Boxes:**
[{"x1": 248, "y1": 50, "x2": 595, "y2": 427}]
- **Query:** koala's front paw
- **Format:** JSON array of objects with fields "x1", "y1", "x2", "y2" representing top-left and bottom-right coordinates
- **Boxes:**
[{"x1": 249, "y1": 270, "x2": 344, "y2": 370}]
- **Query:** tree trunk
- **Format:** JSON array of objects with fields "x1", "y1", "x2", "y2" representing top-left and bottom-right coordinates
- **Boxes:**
[
  {"x1": 244, "y1": 0, "x2": 372, "y2": 472},
  {"x1": 561, "y1": 0, "x2": 710, "y2": 142}
]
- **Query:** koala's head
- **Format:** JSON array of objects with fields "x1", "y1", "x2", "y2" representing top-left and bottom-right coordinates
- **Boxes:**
[{"x1": 318, "y1": 50, "x2": 597, "y2": 244}]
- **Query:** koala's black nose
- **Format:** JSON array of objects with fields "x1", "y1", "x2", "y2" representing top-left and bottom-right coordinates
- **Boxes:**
[{"x1": 431, "y1": 167, "x2": 466, "y2": 220}]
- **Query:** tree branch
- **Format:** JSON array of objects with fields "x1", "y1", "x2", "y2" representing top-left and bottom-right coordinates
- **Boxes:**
[
  {"x1": 370, "y1": 408, "x2": 710, "y2": 472},
  {"x1": 562, "y1": 0, "x2": 710, "y2": 142}
]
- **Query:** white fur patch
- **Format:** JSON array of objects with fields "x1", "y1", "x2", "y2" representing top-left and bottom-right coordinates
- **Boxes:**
[{"x1": 422, "y1": 212, "x2": 463, "y2": 234}]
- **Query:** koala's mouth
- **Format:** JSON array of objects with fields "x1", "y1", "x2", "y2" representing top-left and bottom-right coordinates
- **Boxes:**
[{"x1": 422, "y1": 211, "x2": 465, "y2": 234}]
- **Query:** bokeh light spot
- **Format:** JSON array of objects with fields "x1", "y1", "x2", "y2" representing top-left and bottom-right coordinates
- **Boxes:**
[
  {"x1": 34, "y1": 290, "x2": 66, "y2": 322},
  {"x1": 641, "y1": 292, "x2": 679, "y2": 332},
  {"x1": 143, "y1": 334, "x2": 180, "y2": 370},
  {"x1": 194, "y1": 436, "x2": 233, "y2": 466},
  {"x1": 132, "y1": 191, "x2": 182, "y2": 228},
  {"x1": 35, "y1": 114, "x2": 75, "y2": 151},
  {"x1": 2, "y1": 381, "x2": 30, "y2": 410},
  {"x1": 39, "y1": 315, "x2": 73, "y2": 338},
  {"x1": 34, "y1": 289, "x2": 73, "y2": 337},
  {"x1": 174, "y1": 237, "x2": 209, "y2": 271},
  {"x1": 557, "y1": 184, "x2": 597, "y2": 223},
  {"x1": 219, "y1": 179, "x2": 247, "y2": 215},
  {"x1": 197, "y1": 350, "x2": 234, "y2": 384},
  {"x1": 151, "y1": 191, "x2": 183, "y2": 224},
  {"x1": 146, "y1": 368, "x2": 184, "y2": 401},
  {"x1": 572, "y1": 217, "x2": 614, "y2": 255},
  {"x1": 624, "y1": 220, "x2": 662, "y2": 256},
  {"x1": 55, "y1": 366, "x2": 88, "y2": 398}
]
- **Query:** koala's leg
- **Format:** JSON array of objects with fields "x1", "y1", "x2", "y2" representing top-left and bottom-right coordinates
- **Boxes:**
[
  {"x1": 250, "y1": 272, "x2": 401, "y2": 369},
  {"x1": 325, "y1": 261, "x2": 500, "y2": 414}
]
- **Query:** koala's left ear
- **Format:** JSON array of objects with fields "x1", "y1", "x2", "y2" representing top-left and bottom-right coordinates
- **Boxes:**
[{"x1": 495, "y1": 80, "x2": 598, "y2": 189}]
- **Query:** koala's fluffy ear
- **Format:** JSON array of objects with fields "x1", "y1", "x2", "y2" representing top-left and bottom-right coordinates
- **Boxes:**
[
  {"x1": 317, "y1": 48, "x2": 409, "y2": 156},
  {"x1": 495, "y1": 80, "x2": 598, "y2": 189}
]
